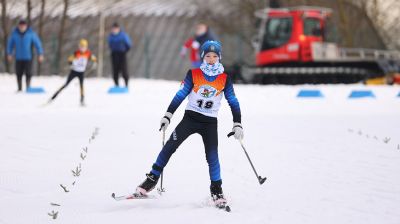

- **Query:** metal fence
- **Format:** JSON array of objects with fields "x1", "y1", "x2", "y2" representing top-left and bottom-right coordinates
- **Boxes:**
[{"x1": 1, "y1": 13, "x2": 250, "y2": 81}]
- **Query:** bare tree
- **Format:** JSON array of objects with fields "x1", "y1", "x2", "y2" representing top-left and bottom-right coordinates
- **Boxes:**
[
  {"x1": 55, "y1": 0, "x2": 69, "y2": 74},
  {"x1": 270, "y1": 0, "x2": 281, "y2": 8},
  {"x1": 194, "y1": 0, "x2": 264, "y2": 43},
  {"x1": 357, "y1": 0, "x2": 400, "y2": 49},
  {"x1": 337, "y1": 0, "x2": 353, "y2": 47},
  {"x1": 1, "y1": 0, "x2": 10, "y2": 73},
  {"x1": 26, "y1": 0, "x2": 32, "y2": 24},
  {"x1": 37, "y1": 0, "x2": 45, "y2": 76}
]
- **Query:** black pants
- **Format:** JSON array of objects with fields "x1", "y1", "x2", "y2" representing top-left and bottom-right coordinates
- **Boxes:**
[
  {"x1": 51, "y1": 70, "x2": 84, "y2": 102},
  {"x1": 111, "y1": 52, "x2": 129, "y2": 87},
  {"x1": 151, "y1": 110, "x2": 221, "y2": 181},
  {"x1": 15, "y1": 60, "x2": 32, "y2": 91}
]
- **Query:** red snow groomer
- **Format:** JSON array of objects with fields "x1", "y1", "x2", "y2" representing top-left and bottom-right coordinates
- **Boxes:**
[{"x1": 242, "y1": 6, "x2": 400, "y2": 84}]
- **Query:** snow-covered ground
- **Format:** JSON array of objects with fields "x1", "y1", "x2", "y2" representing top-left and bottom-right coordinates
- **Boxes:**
[{"x1": 0, "y1": 74, "x2": 399, "y2": 224}]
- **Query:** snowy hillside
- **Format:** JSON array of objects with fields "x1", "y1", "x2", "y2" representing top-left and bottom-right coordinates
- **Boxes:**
[{"x1": 0, "y1": 74, "x2": 399, "y2": 224}]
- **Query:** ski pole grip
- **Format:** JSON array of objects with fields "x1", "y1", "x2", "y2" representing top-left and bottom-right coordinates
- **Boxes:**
[{"x1": 227, "y1": 132, "x2": 235, "y2": 138}]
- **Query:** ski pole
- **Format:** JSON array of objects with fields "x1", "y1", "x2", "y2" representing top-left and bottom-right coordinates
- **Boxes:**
[
  {"x1": 157, "y1": 127, "x2": 166, "y2": 194},
  {"x1": 228, "y1": 132, "x2": 267, "y2": 185}
]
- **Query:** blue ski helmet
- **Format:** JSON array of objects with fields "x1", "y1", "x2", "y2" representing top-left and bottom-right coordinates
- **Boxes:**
[{"x1": 200, "y1": 40, "x2": 222, "y2": 60}]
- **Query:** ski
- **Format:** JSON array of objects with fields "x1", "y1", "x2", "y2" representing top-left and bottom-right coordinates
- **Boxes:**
[
  {"x1": 213, "y1": 199, "x2": 231, "y2": 212},
  {"x1": 216, "y1": 204, "x2": 231, "y2": 212},
  {"x1": 111, "y1": 192, "x2": 156, "y2": 201},
  {"x1": 112, "y1": 193, "x2": 231, "y2": 212}
]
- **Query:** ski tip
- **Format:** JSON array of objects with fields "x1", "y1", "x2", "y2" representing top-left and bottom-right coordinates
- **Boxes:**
[{"x1": 215, "y1": 202, "x2": 231, "y2": 212}]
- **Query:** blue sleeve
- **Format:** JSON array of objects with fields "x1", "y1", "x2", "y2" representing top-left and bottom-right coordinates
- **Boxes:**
[
  {"x1": 124, "y1": 33, "x2": 132, "y2": 50},
  {"x1": 32, "y1": 32, "x2": 43, "y2": 55},
  {"x1": 167, "y1": 70, "x2": 193, "y2": 114},
  {"x1": 6, "y1": 34, "x2": 15, "y2": 55},
  {"x1": 224, "y1": 75, "x2": 241, "y2": 123}
]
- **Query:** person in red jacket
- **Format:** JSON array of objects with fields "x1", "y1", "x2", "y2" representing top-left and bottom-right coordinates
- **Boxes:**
[
  {"x1": 180, "y1": 37, "x2": 201, "y2": 68},
  {"x1": 181, "y1": 23, "x2": 218, "y2": 68}
]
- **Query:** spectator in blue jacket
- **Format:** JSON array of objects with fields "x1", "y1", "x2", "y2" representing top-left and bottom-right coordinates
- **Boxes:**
[
  {"x1": 7, "y1": 20, "x2": 44, "y2": 92},
  {"x1": 108, "y1": 23, "x2": 132, "y2": 88}
]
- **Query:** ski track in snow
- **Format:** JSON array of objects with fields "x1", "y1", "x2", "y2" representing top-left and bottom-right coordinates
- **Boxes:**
[{"x1": 0, "y1": 75, "x2": 400, "y2": 224}]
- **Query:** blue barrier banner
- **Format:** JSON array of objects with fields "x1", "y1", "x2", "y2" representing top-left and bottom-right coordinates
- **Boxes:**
[
  {"x1": 108, "y1": 86, "x2": 129, "y2": 94},
  {"x1": 26, "y1": 87, "x2": 45, "y2": 94},
  {"x1": 297, "y1": 90, "x2": 323, "y2": 98},
  {"x1": 349, "y1": 90, "x2": 375, "y2": 98}
]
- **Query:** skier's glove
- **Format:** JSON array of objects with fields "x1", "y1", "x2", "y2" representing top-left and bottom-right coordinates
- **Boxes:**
[
  {"x1": 232, "y1": 122, "x2": 244, "y2": 140},
  {"x1": 159, "y1": 112, "x2": 173, "y2": 132}
]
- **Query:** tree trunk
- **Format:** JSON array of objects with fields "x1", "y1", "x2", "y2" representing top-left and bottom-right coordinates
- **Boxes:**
[
  {"x1": 270, "y1": 0, "x2": 281, "y2": 8},
  {"x1": 1, "y1": 0, "x2": 10, "y2": 73},
  {"x1": 37, "y1": 0, "x2": 45, "y2": 76},
  {"x1": 337, "y1": 0, "x2": 353, "y2": 47},
  {"x1": 371, "y1": 0, "x2": 379, "y2": 23},
  {"x1": 55, "y1": 0, "x2": 69, "y2": 74},
  {"x1": 26, "y1": 0, "x2": 32, "y2": 24}
]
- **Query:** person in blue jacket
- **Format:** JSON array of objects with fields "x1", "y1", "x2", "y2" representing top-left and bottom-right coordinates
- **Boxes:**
[
  {"x1": 7, "y1": 20, "x2": 44, "y2": 92},
  {"x1": 108, "y1": 23, "x2": 132, "y2": 88}
]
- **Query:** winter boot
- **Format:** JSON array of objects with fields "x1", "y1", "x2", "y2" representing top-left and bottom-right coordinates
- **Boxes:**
[
  {"x1": 210, "y1": 180, "x2": 227, "y2": 207},
  {"x1": 136, "y1": 172, "x2": 159, "y2": 195}
]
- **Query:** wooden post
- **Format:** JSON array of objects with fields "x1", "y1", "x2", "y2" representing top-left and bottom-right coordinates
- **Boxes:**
[
  {"x1": 37, "y1": 0, "x2": 45, "y2": 76},
  {"x1": 97, "y1": 12, "x2": 105, "y2": 77},
  {"x1": 55, "y1": 0, "x2": 69, "y2": 74},
  {"x1": 1, "y1": 0, "x2": 10, "y2": 73}
]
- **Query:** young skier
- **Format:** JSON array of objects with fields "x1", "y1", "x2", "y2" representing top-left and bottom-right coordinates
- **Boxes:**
[
  {"x1": 136, "y1": 40, "x2": 243, "y2": 208},
  {"x1": 48, "y1": 39, "x2": 97, "y2": 106}
]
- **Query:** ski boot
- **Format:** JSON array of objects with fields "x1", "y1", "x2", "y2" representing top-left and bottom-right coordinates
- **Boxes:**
[
  {"x1": 136, "y1": 172, "x2": 159, "y2": 196},
  {"x1": 210, "y1": 180, "x2": 230, "y2": 211}
]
